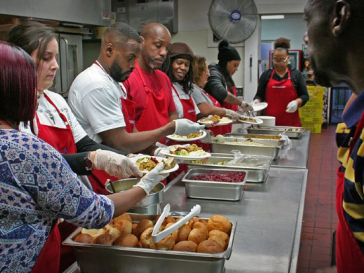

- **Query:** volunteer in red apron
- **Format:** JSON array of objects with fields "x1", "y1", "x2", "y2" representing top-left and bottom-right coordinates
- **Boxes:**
[
  {"x1": 124, "y1": 22, "x2": 178, "y2": 145},
  {"x1": 253, "y1": 38, "x2": 309, "y2": 126},
  {"x1": 335, "y1": 93, "x2": 364, "y2": 272},
  {"x1": 204, "y1": 40, "x2": 253, "y2": 135},
  {"x1": 191, "y1": 55, "x2": 242, "y2": 137}
]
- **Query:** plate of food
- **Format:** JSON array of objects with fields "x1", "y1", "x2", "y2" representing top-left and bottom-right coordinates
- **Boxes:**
[
  {"x1": 160, "y1": 144, "x2": 211, "y2": 160},
  {"x1": 130, "y1": 156, "x2": 179, "y2": 174},
  {"x1": 238, "y1": 116, "x2": 263, "y2": 125},
  {"x1": 166, "y1": 130, "x2": 207, "y2": 142},
  {"x1": 197, "y1": 115, "x2": 233, "y2": 126},
  {"x1": 252, "y1": 102, "x2": 268, "y2": 112}
]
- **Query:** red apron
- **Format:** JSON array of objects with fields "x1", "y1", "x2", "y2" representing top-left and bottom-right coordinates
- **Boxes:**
[
  {"x1": 31, "y1": 224, "x2": 61, "y2": 273},
  {"x1": 264, "y1": 69, "x2": 301, "y2": 126},
  {"x1": 202, "y1": 89, "x2": 224, "y2": 137},
  {"x1": 88, "y1": 62, "x2": 135, "y2": 195},
  {"x1": 220, "y1": 86, "x2": 237, "y2": 135},
  {"x1": 32, "y1": 94, "x2": 77, "y2": 273},
  {"x1": 336, "y1": 111, "x2": 364, "y2": 273},
  {"x1": 134, "y1": 61, "x2": 170, "y2": 143}
]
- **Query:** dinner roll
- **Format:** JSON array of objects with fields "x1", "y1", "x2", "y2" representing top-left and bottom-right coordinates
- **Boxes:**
[
  {"x1": 150, "y1": 235, "x2": 175, "y2": 250},
  {"x1": 197, "y1": 240, "x2": 224, "y2": 254},
  {"x1": 114, "y1": 233, "x2": 139, "y2": 247},
  {"x1": 94, "y1": 233, "x2": 116, "y2": 245},
  {"x1": 188, "y1": 227, "x2": 208, "y2": 245},
  {"x1": 113, "y1": 212, "x2": 132, "y2": 223},
  {"x1": 74, "y1": 233, "x2": 94, "y2": 244},
  {"x1": 191, "y1": 222, "x2": 208, "y2": 237},
  {"x1": 188, "y1": 218, "x2": 200, "y2": 229},
  {"x1": 172, "y1": 224, "x2": 191, "y2": 243},
  {"x1": 172, "y1": 241, "x2": 197, "y2": 252},
  {"x1": 208, "y1": 230, "x2": 229, "y2": 249},
  {"x1": 140, "y1": 227, "x2": 154, "y2": 248},
  {"x1": 135, "y1": 219, "x2": 154, "y2": 239},
  {"x1": 207, "y1": 215, "x2": 231, "y2": 234},
  {"x1": 113, "y1": 219, "x2": 132, "y2": 234}
]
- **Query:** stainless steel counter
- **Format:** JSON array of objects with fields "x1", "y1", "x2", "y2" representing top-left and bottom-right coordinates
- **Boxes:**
[
  {"x1": 64, "y1": 131, "x2": 310, "y2": 273},
  {"x1": 162, "y1": 168, "x2": 308, "y2": 273},
  {"x1": 272, "y1": 131, "x2": 311, "y2": 169}
]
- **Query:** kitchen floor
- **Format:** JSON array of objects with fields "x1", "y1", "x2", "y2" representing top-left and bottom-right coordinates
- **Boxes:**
[{"x1": 297, "y1": 125, "x2": 338, "y2": 273}]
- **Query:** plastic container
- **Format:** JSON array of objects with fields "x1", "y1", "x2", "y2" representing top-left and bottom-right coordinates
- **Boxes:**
[
  {"x1": 299, "y1": 108, "x2": 323, "y2": 118},
  {"x1": 301, "y1": 122, "x2": 322, "y2": 133}
]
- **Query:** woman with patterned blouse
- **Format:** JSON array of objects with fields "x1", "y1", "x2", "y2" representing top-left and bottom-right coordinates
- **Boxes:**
[{"x1": 0, "y1": 41, "x2": 166, "y2": 273}]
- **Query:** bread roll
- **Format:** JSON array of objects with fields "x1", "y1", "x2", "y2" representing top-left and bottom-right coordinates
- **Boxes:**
[
  {"x1": 188, "y1": 218, "x2": 200, "y2": 229},
  {"x1": 197, "y1": 240, "x2": 224, "y2": 254},
  {"x1": 113, "y1": 212, "x2": 132, "y2": 223},
  {"x1": 154, "y1": 215, "x2": 176, "y2": 226},
  {"x1": 135, "y1": 219, "x2": 154, "y2": 239},
  {"x1": 207, "y1": 215, "x2": 231, "y2": 234},
  {"x1": 140, "y1": 227, "x2": 154, "y2": 248},
  {"x1": 94, "y1": 233, "x2": 116, "y2": 245},
  {"x1": 191, "y1": 222, "x2": 208, "y2": 237},
  {"x1": 172, "y1": 241, "x2": 197, "y2": 252},
  {"x1": 113, "y1": 219, "x2": 132, "y2": 234},
  {"x1": 74, "y1": 233, "x2": 94, "y2": 244},
  {"x1": 188, "y1": 227, "x2": 208, "y2": 245},
  {"x1": 106, "y1": 226, "x2": 121, "y2": 239},
  {"x1": 172, "y1": 224, "x2": 191, "y2": 243},
  {"x1": 114, "y1": 233, "x2": 139, "y2": 247},
  {"x1": 150, "y1": 235, "x2": 175, "y2": 250},
  {"x1": 208, "y1": 230, "x2": 229, "y2": 249}
]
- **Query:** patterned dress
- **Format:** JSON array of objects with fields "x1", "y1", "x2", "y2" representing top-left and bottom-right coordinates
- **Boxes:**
[{"x1": 0, "y1": 129, "x2": 114, "y2": 273}]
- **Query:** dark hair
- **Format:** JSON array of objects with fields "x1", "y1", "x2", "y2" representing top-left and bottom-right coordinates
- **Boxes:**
[
  {"x1": 192, "y1": 55, "x2": 207, "y2": 87},
  {"x1": 274, "y1": 37, "x2": 290, "y2": 54},
  {"x1": 103, "y1": 22, "x2": 142, "y2": 44},
  {"x1": 161, "y1": 52, "x2": 194, "y2": 95},
  {"x1": 0, "y1": 41, "x2": 37, "y2": 124},
  {"x1": 7, "y1": 21, "x2": 57, "y2": 70}
]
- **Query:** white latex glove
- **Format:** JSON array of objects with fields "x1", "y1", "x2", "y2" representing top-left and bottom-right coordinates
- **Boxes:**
[
  {"x1": 286, "y1": 100, "x2": 298, "y2": 113},
  {"x1": 174, "y1": 118, "x2": 205, "y2": 136},
  {"x1": 133, "y1": 163, "x2": 168, "y2": 194},
  {"x1": 239, "y1": 101, "x2": 254, "y2": 112},
  {"x1": 224, "y1": 109, "x2": 241, "y2": 121},
  {"x1": 93, "y1": 149, "x2": 143, "y2": 179}
]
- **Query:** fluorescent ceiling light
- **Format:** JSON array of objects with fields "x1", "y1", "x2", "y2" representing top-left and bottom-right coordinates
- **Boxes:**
[{"x1": 261, "y1": 15, "x2": 285, "y2": 20}]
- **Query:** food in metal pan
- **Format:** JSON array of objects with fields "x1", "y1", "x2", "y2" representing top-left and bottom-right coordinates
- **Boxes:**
[
  {"x1": 74, "y1": 213, "x2": 231, "y2": 253},
  {"x1": 136, "y1": 156, "x2": 176, "y2": 171},
  {"x1": 190, "y1": 172, "x2": 246, "y2": 183},
  {"x1": 243, "y1": 134, "x2": 281, "y2": 140}
]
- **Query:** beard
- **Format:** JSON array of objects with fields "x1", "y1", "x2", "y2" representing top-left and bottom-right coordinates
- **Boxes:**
[
  {"x1": 109, "y1": 60, "x2": 132, "y2": 82},
  {"x1": 142, "y1": 51, "x2": 165, "y2": 70}
]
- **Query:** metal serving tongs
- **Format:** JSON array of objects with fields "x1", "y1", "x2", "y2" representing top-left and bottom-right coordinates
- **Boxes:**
[{"x1": 152, "y1": 204, "x2": 201, "y2": 243}]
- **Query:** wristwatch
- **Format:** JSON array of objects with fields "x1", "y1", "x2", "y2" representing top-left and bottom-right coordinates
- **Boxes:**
[{"x1": 84, "y1": 152, "x2": 93, "y2": 171}]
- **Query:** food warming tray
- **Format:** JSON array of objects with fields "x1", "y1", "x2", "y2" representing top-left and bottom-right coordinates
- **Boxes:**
[
  {"x1": 63, "y1": 213, "x2": 237, "y2": 273},
  {"x1": 185, "y1": 154, "x2": 271, "y2": 183},
  {"x1": 210, "y1": 137, "x2": 281, "y2": 160},
  {"x1": 247, "y1": 126, "x2": 305, "y2": 139},
  {"x1": 182, "y1": 168, "x2": 247, "y2": 201}
]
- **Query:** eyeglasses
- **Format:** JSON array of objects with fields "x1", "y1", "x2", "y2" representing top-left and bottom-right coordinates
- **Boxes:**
[{"x1": 273, "y1": 57, "x2": 289, "y2": 64}]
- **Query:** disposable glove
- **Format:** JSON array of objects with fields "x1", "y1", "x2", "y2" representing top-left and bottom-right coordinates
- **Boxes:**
[
  {"x1": 94, "y1": 149, "x2": 143, "y2": 179},
  {"x1": 239, "y1": 101, "x2": 254, "y2": 112},
  {"x1": 153, "y1": 142, "x2": 167, "y2": 156},
  {"x1": 133, "y1": 163, "x2": 168, "y2": 194},
  {"x1": 174, "y1": 118, "x2": 205, "y2": 136},
  {"x1": 286, "y1": 100, "x2": 298, "y2": 113},
  {"x1": 224, "y1": 109, "x2": 241, "y2": 120}
]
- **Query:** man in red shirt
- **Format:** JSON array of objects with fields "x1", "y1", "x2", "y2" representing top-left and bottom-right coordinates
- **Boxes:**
[{"x1": 124, "y1": 23, "x2": 178, "y2": 143}]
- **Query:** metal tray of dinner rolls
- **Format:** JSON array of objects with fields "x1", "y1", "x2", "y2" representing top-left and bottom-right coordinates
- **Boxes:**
[{"x1": 63, "y1": 213, "x2": 237, "y2": 273}]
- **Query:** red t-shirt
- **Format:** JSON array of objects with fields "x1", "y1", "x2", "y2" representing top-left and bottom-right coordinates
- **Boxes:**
[{"x1": 124, "y1": 69, "x2": 176, "y2": 123}]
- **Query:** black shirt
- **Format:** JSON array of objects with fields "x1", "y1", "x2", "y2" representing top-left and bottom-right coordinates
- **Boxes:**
[{"x1": 254, "y1": 68, "x2": 309, "y2": 105}]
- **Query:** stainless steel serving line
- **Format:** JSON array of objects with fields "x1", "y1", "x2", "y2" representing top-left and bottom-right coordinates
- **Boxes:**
[{"x1": 163, "y1": 167, "x2": 308, "y2": 273}]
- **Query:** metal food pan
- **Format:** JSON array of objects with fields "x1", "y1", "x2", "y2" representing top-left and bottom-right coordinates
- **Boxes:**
[
  {"x1": 225, "y1": 133, "x2": 283, "y2": 140},
  {"x1": 63, "y1": 214, "x2": 237, "y2": 273},
  {"x1": 214, "y1": 136, "x2": 284, "y2": 147},
  {"x1": 185, "y1": 155, "x2": 271, "y2": 183},
  {"x1": 247, "y1": 126, "x2": 305, "y2": 139},
  {"x1": 182, "y1": 168, "x2": 247, "y2": 201},
  {"x1": 210, "y1": 142, "x2": 279, "y2": 160}
]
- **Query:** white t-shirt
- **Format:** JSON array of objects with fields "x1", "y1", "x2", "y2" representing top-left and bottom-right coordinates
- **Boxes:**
[
  {"x1": 171, "y1": 83, "x2": 200, "y2": 119},
  {"x1": 68, "y1": 63, "x2": 126, "y2": 143},
  {"x1": 19, "y1": 89, "x2": 87, "y2": 143}
]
